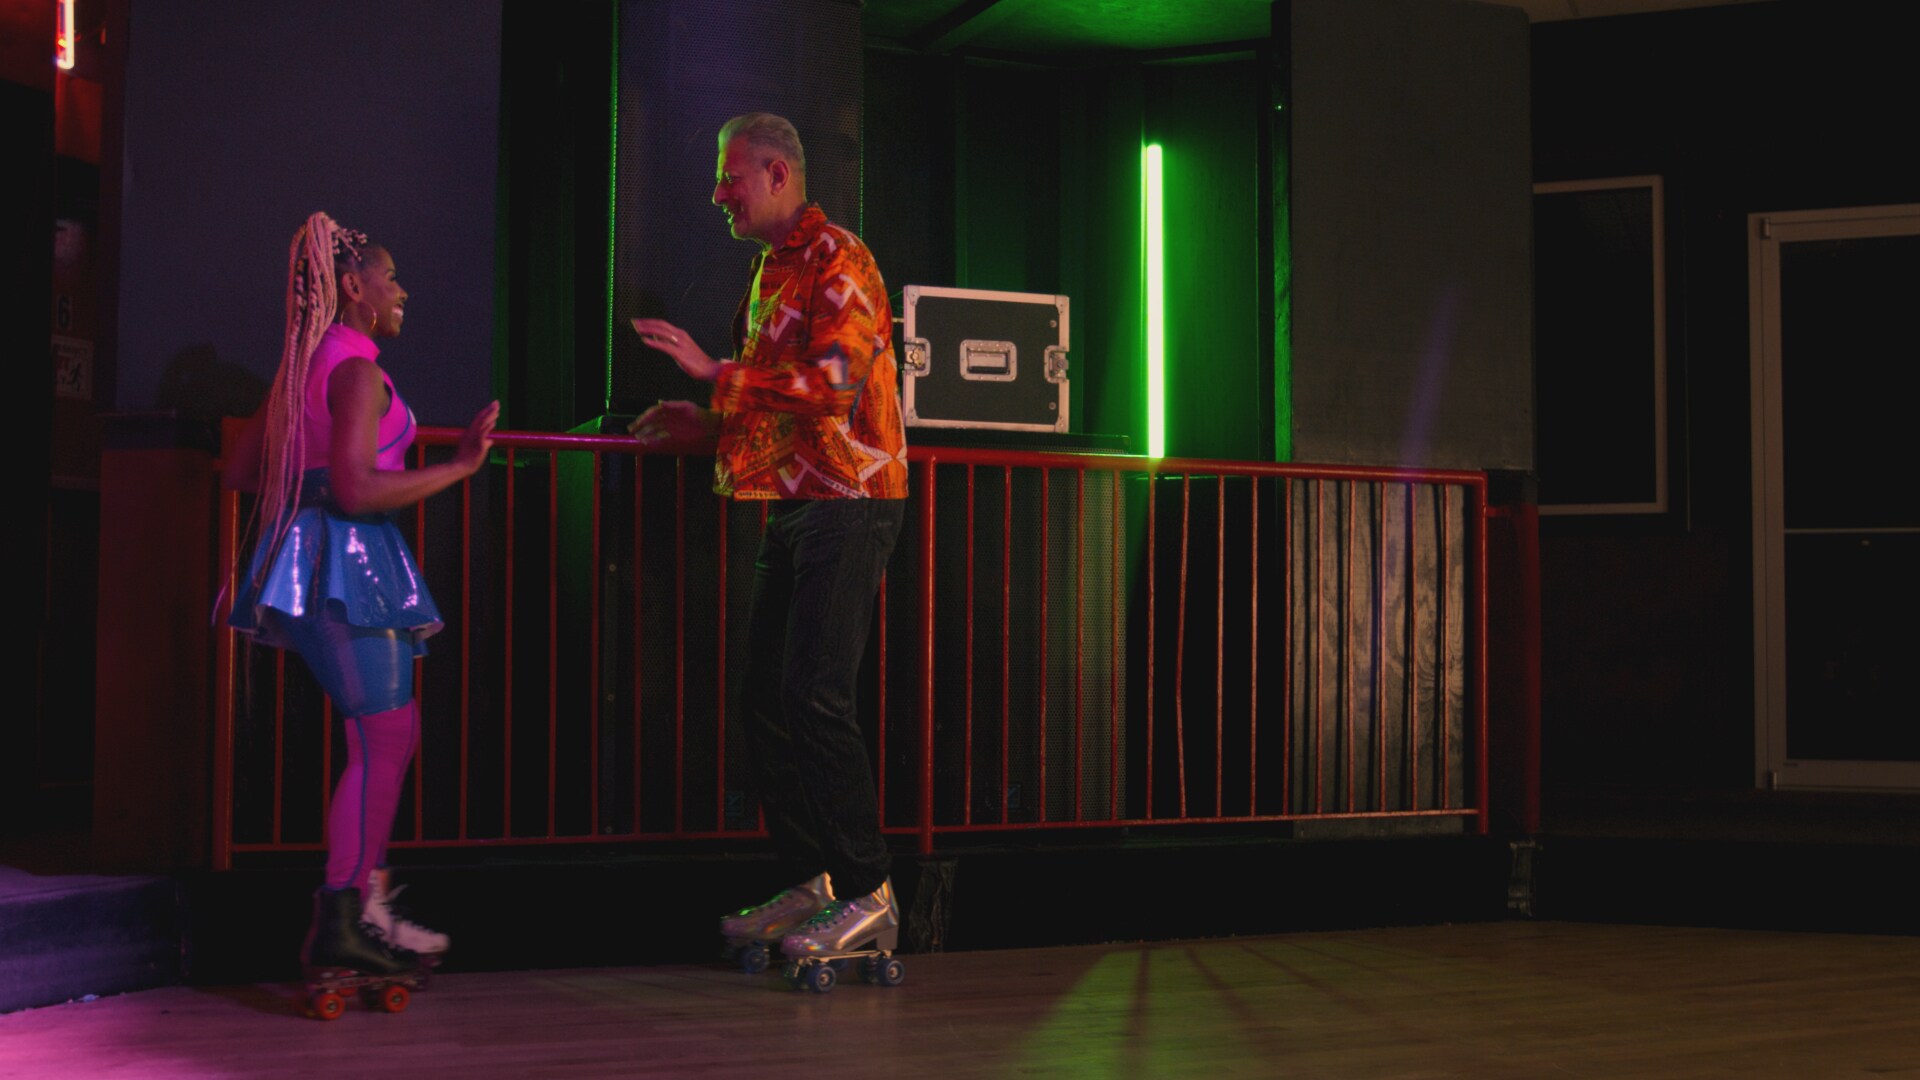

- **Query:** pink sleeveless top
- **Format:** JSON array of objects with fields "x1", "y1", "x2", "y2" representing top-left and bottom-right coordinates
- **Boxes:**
[{"x1": 300, "y1": 323, "x2": 416, "y2": 472}]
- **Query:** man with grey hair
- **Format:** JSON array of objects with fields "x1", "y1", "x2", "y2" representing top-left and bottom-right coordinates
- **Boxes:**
[{"x1": 629, "y1": 112, "x2": 908, "y2": 985}]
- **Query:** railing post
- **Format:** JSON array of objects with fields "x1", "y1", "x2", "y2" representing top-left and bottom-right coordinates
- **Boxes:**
[
  {"x1": 918, "y1": 456, "x2": 938, "y2": 854},
  {"x1": 211, "y1": 470, "x2": 238, "y2": 871},
  {"x1": 1475, "y1": 480, "x2": 1492, "y2": 835}
]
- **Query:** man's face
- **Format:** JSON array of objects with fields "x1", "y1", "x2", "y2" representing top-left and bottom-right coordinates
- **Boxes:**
[{"x1": 712, "y1": 138, "x2": 777, "y2": 244}]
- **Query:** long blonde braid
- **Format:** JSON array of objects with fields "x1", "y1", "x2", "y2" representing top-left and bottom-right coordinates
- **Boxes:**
[{"x1": 239, "y1": 211, "x2": 371, "y2": 587}]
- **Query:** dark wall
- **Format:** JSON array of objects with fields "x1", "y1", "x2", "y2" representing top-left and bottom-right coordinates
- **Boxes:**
[
  {"x1": 114, "y1": 0, "x2": 502, "y2": 425},
  {"x1": 495, "y1": 1, "x2": 614, "y2": 432},
  {"x1": 1150, "y1": 60, "x2": 1268, "y2": 462},
  {"x1": 862, "y1": 51, "x2": 957, "y2": 310},
  {"x1": 1532, "y1": 0, "x2": 1917, "y2": 798},
  {"x1": 607, "y1": 0, "x2": 865, "y2": 417},
  {"x1": 4, "y1": 72, "x2": 54, "y2": 835},
  {"x1": 869, "y1": 0, "x2": 1536, "y2": 470},
  {"x1": 864, "y1": 52, "x2": 1268, "y2": 459},
  {"x1": 1284, "y1": 0, "x2": 1533, "y2": 472}
]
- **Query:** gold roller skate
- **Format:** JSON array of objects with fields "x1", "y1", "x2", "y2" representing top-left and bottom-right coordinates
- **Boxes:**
[
  {"x1": 778, "y1": 878, "x2": 904, "y2": 993},
  {"x1": 719, "y1": 873, "x2": 831, "y2": 975}
]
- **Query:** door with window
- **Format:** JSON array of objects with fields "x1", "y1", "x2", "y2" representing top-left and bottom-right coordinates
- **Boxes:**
[{"x1": 1751, "y1": 204, "x2": 1920, "y2": 789}]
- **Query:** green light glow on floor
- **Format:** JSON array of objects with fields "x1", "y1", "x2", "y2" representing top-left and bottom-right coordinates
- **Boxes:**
[{"x1": 1143, "y1": 142, "x2": 1165, "y2": 458}]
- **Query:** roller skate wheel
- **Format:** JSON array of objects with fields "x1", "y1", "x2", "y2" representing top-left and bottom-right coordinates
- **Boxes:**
[
  {"x1": 377, "y1": 983, "x2": 411, "y2": 1013},
  {"x1": 862, "y1": 956, "x2": 906, "y2": 986},
  {"x1": 308, "y1": 990, "x2": 346, "y2": 1021},
  {"x1": 738, "y1": 943, "x2": 770, "y2": 975},
  {"x1": 783, "y1": 962, "x2": 805, "y2": 988},
  {"x1": 804, "y1": 962, "x2": 837, "y2": 994}
]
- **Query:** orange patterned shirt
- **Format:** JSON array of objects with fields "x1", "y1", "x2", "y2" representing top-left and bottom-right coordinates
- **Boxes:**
[{"x1": 708, "y1": 205, "x2": 909, "y2": 501}]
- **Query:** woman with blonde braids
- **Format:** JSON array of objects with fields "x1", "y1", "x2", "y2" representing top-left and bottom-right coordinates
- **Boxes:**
[{"x1": 224, "y1": 211, "x2": 497, "y2": 987}]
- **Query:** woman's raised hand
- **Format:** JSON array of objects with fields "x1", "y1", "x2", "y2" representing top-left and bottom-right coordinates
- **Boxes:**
[{"x1": 455, "y1": 400, "x2": 500, "y2": 476}]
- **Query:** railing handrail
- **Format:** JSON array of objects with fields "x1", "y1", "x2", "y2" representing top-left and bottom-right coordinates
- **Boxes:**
[{"x1": 412, "y1": 424, "x2": 1489, "y2": 489}]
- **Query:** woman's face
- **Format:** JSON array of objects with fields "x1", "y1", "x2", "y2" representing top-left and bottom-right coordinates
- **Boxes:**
[{"x1": 353, "y1": 246, "x2": 409, "y2": 338}]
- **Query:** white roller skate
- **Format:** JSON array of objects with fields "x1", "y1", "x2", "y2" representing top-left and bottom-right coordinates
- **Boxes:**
[
  {"x1": 779, "y1": 878, "x2": 904, "y2": 993},
  {"x1": 363, "y1": 867, "x2": 450, "y2": 972},
  {"x1": 719, "y1": 873, "x2": 831, "y2": 974}
]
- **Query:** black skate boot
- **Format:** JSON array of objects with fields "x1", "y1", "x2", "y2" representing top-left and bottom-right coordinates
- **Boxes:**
[{"x1": 299, "y1": 886, "x2": 423, "y2": 1019}]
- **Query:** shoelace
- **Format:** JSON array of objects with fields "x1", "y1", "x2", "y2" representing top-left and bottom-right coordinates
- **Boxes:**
[
  {"x1": 358, "y1": 918, "x2": 413, "y2": 955},
  {"x1": 799, "y1": 900, "x2": 855, "y2": 931}
]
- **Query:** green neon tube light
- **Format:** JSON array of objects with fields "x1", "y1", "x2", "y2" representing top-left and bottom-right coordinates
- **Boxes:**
[{"x1": 1143, "y1": 143, "x2": 1165, "y2": 458}]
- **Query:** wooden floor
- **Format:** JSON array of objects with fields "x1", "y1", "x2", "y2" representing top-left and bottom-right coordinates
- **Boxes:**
[{"x1": 3, "y1": 921, "x2": 1917, "y2": 1078}]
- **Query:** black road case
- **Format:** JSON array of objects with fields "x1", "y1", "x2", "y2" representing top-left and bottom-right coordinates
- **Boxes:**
[{"x1": 900, "y1": 285, "x2": 1070, "y2": 433}]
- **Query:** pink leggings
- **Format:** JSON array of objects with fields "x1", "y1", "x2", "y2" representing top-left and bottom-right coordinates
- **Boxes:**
[{"x1": 323, "y1": 701, "x2": 419, "y2": 891}]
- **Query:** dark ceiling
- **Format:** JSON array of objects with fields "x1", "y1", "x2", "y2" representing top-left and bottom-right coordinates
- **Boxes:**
[
  {"x1": 860, "y1": 0, "x2": 1769, "y2": 55},
  {"x1": 863, "y1": 0, "x2": 1274, "y2": 55}
]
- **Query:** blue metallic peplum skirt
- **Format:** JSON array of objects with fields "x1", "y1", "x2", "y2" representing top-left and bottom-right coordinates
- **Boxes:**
[{"x1": 229, "y1": 468, "x2": 444, "y2": 657}]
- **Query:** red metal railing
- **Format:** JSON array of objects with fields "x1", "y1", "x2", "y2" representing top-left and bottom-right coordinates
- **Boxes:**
[{"x1": 211, "y1": 428, "x2": 1489, "y2": 868}]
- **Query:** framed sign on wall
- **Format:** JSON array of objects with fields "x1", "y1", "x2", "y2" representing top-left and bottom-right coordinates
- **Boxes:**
[{"x1": 1533, "y1": 175, "x2": 1669, "y2": 515}]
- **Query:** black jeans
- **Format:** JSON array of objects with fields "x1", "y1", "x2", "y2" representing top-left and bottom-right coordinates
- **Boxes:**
[{"x1": 744, "y1": 498, "x2": 905, "y2": 899}]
